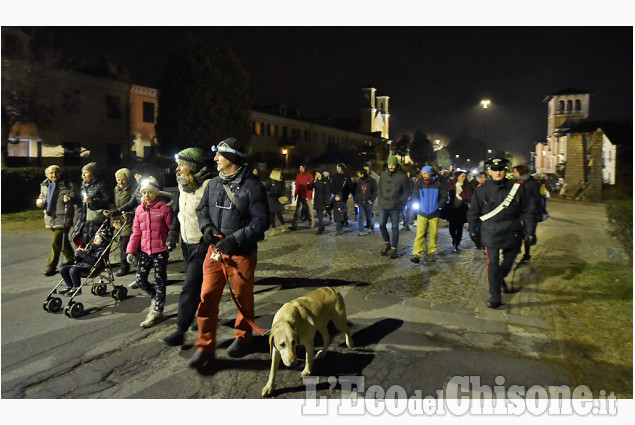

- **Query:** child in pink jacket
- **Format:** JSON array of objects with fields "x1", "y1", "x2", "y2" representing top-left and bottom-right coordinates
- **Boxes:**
[{"x1": 126, "y1": 177, "x2": 174, "y2": 328}]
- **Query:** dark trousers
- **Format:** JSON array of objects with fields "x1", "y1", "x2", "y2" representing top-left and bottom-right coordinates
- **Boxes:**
[
  {"x1": 448, "y1": 220, "x2": 465, "y2": 245},
  {"x1": 358, "y1": 203, "x2": 374, "y2": 232},
  {"x1": 270, "y1": 211, "x2": 285, "y2": 228},
  {"x1": 176, "y1": 242, "x2": 207, "y2": 333},
  {"x1": 59, "y1": 265, "x2": 91, "y2": 288},
  {"x1": 118, "y1": 235, "x2": 131, "y2": 267},
  {"x1": 485, "y1": 243, "x2": 521, "y2": 299}
]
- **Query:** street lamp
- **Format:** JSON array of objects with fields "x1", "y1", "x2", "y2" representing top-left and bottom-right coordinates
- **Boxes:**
[
  {"x1": 481, "y1": 99, "x2": 491, "y2": 171},
  {"x1": 282, "y1": 148, "x2": 289, "y2": 169}
]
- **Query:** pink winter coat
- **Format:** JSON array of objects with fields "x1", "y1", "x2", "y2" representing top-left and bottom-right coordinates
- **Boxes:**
[{"x1": 126, "y1": 199, "x2": 174, "y2": 255}]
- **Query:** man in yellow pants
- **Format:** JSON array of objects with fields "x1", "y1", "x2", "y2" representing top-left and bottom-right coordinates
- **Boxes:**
[{"x1": 410, "y1": 166, "x2": 447, "y2": 263}]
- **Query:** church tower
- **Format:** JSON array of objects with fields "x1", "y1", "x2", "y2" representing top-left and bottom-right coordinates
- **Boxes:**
[
  {"x1": 543, "y1": 88, "x2": 592, "y2": 137},
  {"x1": 360, "y1": 86, "x2": 390, "y2": 139}
]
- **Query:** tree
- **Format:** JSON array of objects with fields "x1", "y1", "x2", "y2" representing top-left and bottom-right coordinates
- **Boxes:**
[
  {"x1": 436, "y1": 147, "x2": 452, "y2": 169},
  {"x1": 409, "y1": 130, "x2": 435, "y2": 165},
  {"x1": 155, "y1": 37, "x2": 252, "y2": 155},
  {"x1": 1, "y1": 30, "x2": 62, "y2": 166},
  {"x1": 392, "y1": 133, "x2": 410, "y2": 161}
]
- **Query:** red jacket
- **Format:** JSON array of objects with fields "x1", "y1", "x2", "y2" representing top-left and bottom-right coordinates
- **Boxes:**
[
  {"x1": 127, "y1": 199, "x2": 173, "y2": 255},
  {"x1": 294, "y1": 171, "x2": 314, "y2": 200}
]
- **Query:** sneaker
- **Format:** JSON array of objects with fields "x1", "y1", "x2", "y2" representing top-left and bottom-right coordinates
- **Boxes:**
[
  {"x1": 59, "y1": 286, "x2": 73, "y2": 295},
  {"x1": 410, "y1": 256, "x2": 421, "y2": 264},
  {"x1": 140, "y1": 310, "x2": 163, "y2": 328},
  {"x1": 188, "y1": 350, "x2": 215, "y2": 368},
  {"x1": 128, "y1": 281, "x2": 138, "y2": 289},
  {"x1": 160, "y1": 330, "x2": 185, "y2": 346},
  {"x1": 226, "y1": 338, "x2": 252, "y2": 358},
  {"x1": 44, "y1": 269, "x2": 58, "y2": 277},
  {"x1": 65, "y1": 287, "x2": 82, "y2": 297},
  {"x1": 388, "y1": 248, "x2": 397, "y2": 259}
]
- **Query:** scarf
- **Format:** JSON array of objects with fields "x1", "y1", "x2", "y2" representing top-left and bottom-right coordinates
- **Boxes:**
[
  {"x1": 45, "y1": 181, "x2": 57, "y2": 217},
  {"x1": 177, "y1": 166, "x2": 213, "y2": 193},
  {"x1": 219, "y1": 166, "x2": 243, "y2": 184}
]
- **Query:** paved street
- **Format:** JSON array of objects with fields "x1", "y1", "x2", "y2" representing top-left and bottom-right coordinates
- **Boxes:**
[{"x1": 0, "y1": 198, "x2": 623, "y2": 403}]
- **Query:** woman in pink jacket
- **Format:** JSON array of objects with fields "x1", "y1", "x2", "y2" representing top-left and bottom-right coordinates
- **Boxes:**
[{"x1": 126, "y1": 177, "x2": 174, "y2": 328}]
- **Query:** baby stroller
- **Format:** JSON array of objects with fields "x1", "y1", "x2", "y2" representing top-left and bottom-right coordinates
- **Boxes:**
[{"x1": 43, "y1": 218, "x2": 130, "y2": 318}]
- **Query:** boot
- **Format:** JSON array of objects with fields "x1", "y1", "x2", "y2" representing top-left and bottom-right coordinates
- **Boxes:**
[
  {"x1": 269, "y1": 228, "x2": 277, "y2": 237},
  {"x1": 380, "y1": 243, "x2": 391, "y2": 256},
  {"x1": 188, "y1": 350, "x2": 215, "y2": 369},
  {"x1": 226, "y1": 338, "x2": 252, "y2": 358},
  {"x1": 140, "y1": 309, "x2": 163, "y2": 328},
  {"x1": 486, "y1": 296, "x2": 502, "y2": 309},
  {"x1": 281, "y1": 224, "x2": 287, "y2": 233},
  {"x1": 116, "y1": 264, "x2": 130, "y2": 277},
  {"x1": 388, "y1": 248, "x2": 397, "y2": 259},
  {"x1": 160, "y1": 330, "x2": 185, "y2": 346}
]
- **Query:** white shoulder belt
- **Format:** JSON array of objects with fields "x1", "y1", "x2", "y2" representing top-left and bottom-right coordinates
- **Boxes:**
[{"x1": 479, "y1": 183, "x2": 521, "y2": 221}]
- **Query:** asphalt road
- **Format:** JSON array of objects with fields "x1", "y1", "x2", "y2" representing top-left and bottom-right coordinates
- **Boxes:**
[{"x1": 0, "y1": 198, "x2": 628, "y2": 420}]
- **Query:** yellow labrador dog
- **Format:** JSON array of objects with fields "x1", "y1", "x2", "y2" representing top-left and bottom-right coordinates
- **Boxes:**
[{"x1": 262, "y1": 287, "x2": 353, "y2": 397}]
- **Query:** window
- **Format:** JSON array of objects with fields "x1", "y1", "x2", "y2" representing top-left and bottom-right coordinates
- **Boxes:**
[
  {"x1": 567, "y1": 100, "x2": 573, "y2": 112},
  {"x1": 143, "y1": 102, "x2": 155, "y2": 123},
  {"x1": 106, "y1": 95, "x2": 121, "y2": 119},
  {"x1": 268, "y1": 124, "x2": 277, "y2": 137},
  {"x1": 575, "y1": 99, "x2": 582, "y2": 112},
  {"x1": 558, "y1": 100, "x2": 565, "y2": 112},
  {"x1": 254, "y1": 122, "x2": 263, "y2": 136}
]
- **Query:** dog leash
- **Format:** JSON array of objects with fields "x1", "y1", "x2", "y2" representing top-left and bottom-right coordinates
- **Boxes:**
[{"x1": 210, "y1": 247, "x2": 266, "y2": 336}]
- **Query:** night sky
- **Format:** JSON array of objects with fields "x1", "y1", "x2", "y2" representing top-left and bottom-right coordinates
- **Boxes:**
[{"x1": 25, "y1": 26, "x2": 634, "y2": 156}]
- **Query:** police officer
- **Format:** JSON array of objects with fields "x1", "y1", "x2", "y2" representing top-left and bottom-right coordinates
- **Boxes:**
[{"x1": 467, "y1": 156, "x2": 536, "y2": 309}]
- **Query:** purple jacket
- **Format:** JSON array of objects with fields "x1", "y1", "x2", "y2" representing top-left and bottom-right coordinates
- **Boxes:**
[{"x1": 126, "y1": 199, "x2": 173, "y2": 255}]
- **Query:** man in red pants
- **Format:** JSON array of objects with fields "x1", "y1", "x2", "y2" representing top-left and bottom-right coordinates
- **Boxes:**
[{"x1": 191, "y1": 137, "x2": 269, "y2": 368}]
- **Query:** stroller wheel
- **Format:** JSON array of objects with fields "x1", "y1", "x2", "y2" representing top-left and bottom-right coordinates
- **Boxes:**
[
  {"x1": 65, "y1": 302, "x2": 84, "y2": 318},
  {"x1": 95, "y1": 283, "x2": 108, "y2": 296},
  {"x1": 45, "y1": 297, "x2": 63, "y2": 313},
  {"x1": 113, "y1": 286, "x2": 128, "y2": 301}
]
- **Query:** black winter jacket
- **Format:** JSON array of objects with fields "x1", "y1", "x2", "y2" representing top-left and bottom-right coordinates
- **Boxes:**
[
  {"x1": 196, "y1": 167, "x2": 270, "y2": 256},
  {"x1": 307, "y1": 177, "x2": 332, "y2": 210},
  {"x1": 467, "y1": 178, "x2": 536, "y2": 249}
]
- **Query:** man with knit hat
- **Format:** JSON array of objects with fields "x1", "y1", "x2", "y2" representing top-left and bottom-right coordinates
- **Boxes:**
[
  {"x1": 161, "y1": 148, "x2": 213, "y2": 347},
  {"x1": 190, "y1": 137, "x2": 269, "y2": 368},
  {"x1": 377, "y1": 156, "x2": 410, "y2": 259},
  {"x1": 410, "y1": 165, "x2": 447, "y2": 263}
]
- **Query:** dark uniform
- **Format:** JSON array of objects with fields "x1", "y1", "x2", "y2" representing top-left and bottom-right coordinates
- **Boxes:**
[{"x1": 467, "y1": 157, "x2": 536, "y2": 308}]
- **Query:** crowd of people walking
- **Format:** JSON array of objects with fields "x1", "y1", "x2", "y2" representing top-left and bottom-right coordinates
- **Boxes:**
[{"x1": 36, "y1": 141, "x2": 549, "y2": 371}]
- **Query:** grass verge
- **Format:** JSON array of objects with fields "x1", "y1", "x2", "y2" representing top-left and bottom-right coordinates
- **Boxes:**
[
  {"x1": 1, "y1": 209, "x2": 46, "y2": 232},
  {"x1": 542, "y1": 261, "x2": 633, "y2": 398}
]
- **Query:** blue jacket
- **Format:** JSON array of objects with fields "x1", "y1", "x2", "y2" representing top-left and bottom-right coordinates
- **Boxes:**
[{"x1": 412, "y1": 177, "x2": 447, "y2": 219}]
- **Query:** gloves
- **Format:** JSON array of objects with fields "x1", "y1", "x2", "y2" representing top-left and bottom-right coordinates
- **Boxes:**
[
  {"x1": 202, "y1": 226, "x2": 221, "y2": 245},
  {"x1": 469, "y1": 231, "x2": 481, "y2": 248},
  {"x1": 166, "y1": 233, "x2": 179, "y2": 251},
  {"x1": 215, "y1": 235, "x2": 238, "y2": 254},
  {"x1": 525, "y1": 234, "x2": 537, "y2": 246},
  {"x1": 126, "y1": 253, "x2": 136, "y2": 265}
]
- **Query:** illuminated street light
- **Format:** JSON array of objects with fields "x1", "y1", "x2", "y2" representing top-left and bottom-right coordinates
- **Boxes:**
[{"x1": 481, "y1": 99, "x2": 491, "y2": 171}]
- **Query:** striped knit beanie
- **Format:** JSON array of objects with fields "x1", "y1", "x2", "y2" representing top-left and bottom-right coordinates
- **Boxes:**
[{"x1": 175, "y1": 148, "x2": 206, "y2": 173}]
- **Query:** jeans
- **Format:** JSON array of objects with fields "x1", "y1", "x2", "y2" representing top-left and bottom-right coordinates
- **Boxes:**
[
  {"x1": 59, "y1": 265, "x2": 91, "y2": 288},
  {"x1": 379, "y1": 209, "x2": 401, "y2": 248},
  {"x1": 358, "y1": 203, "x2": 374, "y2": 232}
]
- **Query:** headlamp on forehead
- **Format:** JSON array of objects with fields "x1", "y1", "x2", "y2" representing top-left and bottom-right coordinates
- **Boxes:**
[{"x1": 213, "y1": 142, "x2": 247, "y2": 157}]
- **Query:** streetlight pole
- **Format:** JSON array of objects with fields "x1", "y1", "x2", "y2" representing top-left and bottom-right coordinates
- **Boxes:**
[{"x1": 481, "y1": 99, "x2": 490, "y2": 171}]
